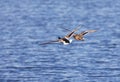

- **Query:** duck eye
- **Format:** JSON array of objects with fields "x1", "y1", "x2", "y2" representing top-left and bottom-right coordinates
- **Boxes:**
[{"x1": 58, "y1": 37, "x2": 61, "y2": 39}]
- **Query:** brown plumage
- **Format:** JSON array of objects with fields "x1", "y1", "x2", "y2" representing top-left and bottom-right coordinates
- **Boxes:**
[
  {"x1": 60, "y1": 27, "x2": 96, "y2": 41},
  {"x1": 73, "y1": 30, "x2": 96, "y2": 41}
]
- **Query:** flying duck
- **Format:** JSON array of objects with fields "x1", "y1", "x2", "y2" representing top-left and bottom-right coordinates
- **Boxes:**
[
  {"x1": 60, "y1": 27, "x2": 96, "y2": 41},
  {"x1": 40, "y1": 25, "x2": 81, "y2": 45},
  {"x1": 73, "y1": 30, "x2": 96, "y2": 41}
]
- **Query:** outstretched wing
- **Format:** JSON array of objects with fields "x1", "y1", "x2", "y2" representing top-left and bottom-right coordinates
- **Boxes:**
[
  {"x1": 65, "y1": 25, "x2": 81, "y2": 39},
  {"x1": 60, "y1": 27, "x2": 71, "y2": 31},
  {"x1": 79, "y1": 30, "x2": 96, "y2": 36},
  {"x1": 39, "y1": 40, "x2": 59, "y2": 45}
]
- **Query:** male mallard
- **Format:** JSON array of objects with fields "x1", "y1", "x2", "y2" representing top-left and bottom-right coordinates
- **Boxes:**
[{"x1": 40, "y1": 25, "x2": 81, "y2": 45}]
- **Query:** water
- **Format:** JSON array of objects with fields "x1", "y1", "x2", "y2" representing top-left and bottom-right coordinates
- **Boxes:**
[{"x1": 0, "y1": 0, "x2": 120, "y2": 82}]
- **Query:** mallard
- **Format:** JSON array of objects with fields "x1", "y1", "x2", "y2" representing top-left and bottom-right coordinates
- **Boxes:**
[
  {"x1": 60, "y1": 27, "x2": 96, "y2": 41},
  {"x1": 40, "y1": 25, "x2": 81, "y2": 45},
  {"x1": 73, "y1": 30, "x2": 96, "y2": 41}
]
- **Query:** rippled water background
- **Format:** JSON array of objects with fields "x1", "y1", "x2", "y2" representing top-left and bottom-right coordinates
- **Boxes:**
[{"x1": 0, "y1": 0, "x2": 120, "y2": 82}]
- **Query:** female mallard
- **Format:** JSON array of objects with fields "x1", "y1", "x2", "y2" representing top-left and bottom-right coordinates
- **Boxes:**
[{"x1": 73, "y1": 30, "x2": 96, "y2": 41}]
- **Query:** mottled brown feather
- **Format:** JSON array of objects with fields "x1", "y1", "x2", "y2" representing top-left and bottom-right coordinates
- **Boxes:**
[{"x1": 73, "y1": 30, "x2": 96, "y2": 40}]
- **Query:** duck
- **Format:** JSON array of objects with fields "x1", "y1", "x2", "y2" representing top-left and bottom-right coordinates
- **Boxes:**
[
  {"x1": 60, "y1": 27, "x2": 96, "y2": 41},
  {"x1": 73, "y1": 30, "x2": 96, "y2": 41},
  {"x1": 40, "y1": 25, "x2": 81, "y2": 45}
]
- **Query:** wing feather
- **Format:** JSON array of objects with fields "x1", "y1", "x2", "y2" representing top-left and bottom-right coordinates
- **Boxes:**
[
  {"x1": 39, "y1": 40, "x2": 59, "y2": 45},
  {"x1": 79, "y1": 30, "x2": 96, "y2": 36},
  {"x1": 65, "y1": 25, "x2": 81, "y2": 38}
]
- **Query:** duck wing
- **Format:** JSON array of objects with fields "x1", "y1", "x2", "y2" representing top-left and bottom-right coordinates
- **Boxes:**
[
  {"x1": 65, "y1": 25, "x2": 81, "y2": 39},
  {"x1": 79, "y1": 30, "x2": 96, "y2": 36},
  {"x1": 39, "y1": 40, "x2": 59, "y2": 45}
]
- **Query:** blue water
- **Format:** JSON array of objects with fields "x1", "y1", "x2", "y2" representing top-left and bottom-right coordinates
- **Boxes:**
[{"x1": 0, "y1": 0, "x2": 120, "y2": 82}]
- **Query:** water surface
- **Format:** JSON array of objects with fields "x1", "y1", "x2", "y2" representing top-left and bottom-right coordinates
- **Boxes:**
[{"x1": 0, "y1": 0, "x2": 120, "y2": 82}]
